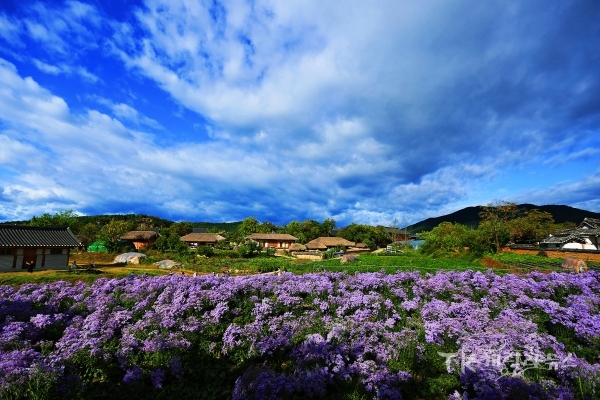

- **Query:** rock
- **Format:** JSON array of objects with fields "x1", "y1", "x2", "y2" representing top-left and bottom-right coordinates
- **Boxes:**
[
  {"x1": 340, "y1": 254, "x2": 358, "y2": 264},
  {"x1": 561, "y1": 257, "x2": 588, "y2": 273}
]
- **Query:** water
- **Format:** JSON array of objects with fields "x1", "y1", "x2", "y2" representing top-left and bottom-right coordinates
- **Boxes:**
[{"x1": 407, "y1": 239, "x2": 425, "y2": 249}]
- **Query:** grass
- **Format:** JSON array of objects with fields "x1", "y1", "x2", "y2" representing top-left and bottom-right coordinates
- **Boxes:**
[{"x1": 2, "y1": 248, "x2": 594, "y2": 287}]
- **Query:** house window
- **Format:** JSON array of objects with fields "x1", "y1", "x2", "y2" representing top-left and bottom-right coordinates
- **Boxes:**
[
  {"x1": 0, "y1": 249, "x2": 12, "y2": 255},
  {"x1": 49, "y1": 249, "x2": 63, "y2": 255}
]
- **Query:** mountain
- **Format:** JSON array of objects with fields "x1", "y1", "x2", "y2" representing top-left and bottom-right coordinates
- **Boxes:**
[{"x1": 406, "y1": 204, "x2": 600, "y2": 233}]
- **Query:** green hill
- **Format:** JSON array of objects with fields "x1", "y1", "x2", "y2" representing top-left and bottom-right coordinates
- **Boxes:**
[{"x1": 406, "y1": 204, "x2": 600, "y2": 233}]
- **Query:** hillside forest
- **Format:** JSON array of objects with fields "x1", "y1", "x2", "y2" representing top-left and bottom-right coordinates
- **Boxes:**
[{"x1": 2, "y1": 201, "x2": 582, "y2": 258}]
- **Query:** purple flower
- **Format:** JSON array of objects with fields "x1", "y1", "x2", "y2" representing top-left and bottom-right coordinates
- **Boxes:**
[
  {"x1": 123, "y1": 366, "x2": 143, "y2": 385},
  {"x1": 150, "y1": 368, "x2": 165, "y2": 388}
]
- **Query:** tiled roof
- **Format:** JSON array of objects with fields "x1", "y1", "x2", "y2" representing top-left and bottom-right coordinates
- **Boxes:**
[
  {"x1": 245, "y1": 233, "x2": 298, "y2": 241},
  {"x1": 120, "y1": 231, "x2": 158, "y2": 240},
  {"x1": 541, "y1": 234, "x2": 586, "y2": 244},
  {"x1": 180, "y1": 233, "x2": 226, "y2": 242},
  {"x1": 580, "y1": 218, "x2": 600, "y2": 229},
  {"x1": 0, "y1": 226, "x2": 83, "y2": 247}
]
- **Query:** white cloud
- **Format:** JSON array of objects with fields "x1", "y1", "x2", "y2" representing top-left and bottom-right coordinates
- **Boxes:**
[
  {"x1": 111, "y1": 103, "x2": 162, "y2": 129},
  {"x1": 32, "y1": 58, "x2": 99, "y2": 82},
  {"x1": 2, "y1": 1, "x2": 600, "y2": 224},
  {"x1": 0, "y1": 13, "x2": 21, "y2": 43},
  {"x1": 32, "y1": 59, "x2": 62, "y2": 74}
]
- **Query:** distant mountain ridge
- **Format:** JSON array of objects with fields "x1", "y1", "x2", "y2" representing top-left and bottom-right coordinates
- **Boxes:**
[{"x1": 406, "y1": 204, "x2": 600, "y2": 233}]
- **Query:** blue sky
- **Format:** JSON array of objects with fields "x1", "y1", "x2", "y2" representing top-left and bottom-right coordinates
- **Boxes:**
[{"x1": 0, "y1": 0, "x2": 599, "y2": 226}]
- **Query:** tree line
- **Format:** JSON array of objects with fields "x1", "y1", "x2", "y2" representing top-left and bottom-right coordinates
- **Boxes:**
[
  {"x1": 23, "y1": 201, "x2": 575, "y2": 256},
  {"x1": 419, "y1": 201, "x2": 576, "y2": 257},
  {"x1": 24, "y1": 212, "x2": 394, "y2": 252}
]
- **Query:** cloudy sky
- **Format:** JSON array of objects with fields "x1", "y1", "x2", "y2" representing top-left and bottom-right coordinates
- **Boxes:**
[{"x1": 0, "y1": 0, "x2": 599, "y2": 226}]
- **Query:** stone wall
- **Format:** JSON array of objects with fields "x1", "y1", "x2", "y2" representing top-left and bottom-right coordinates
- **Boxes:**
[{"x1": 293, "y1": 252, "x2": 323, "y2": 261}]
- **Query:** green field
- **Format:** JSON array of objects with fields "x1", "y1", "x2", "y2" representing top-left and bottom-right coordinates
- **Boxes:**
[{"x1": 3, "y1": 249, "x2": 597, "y2": 286}]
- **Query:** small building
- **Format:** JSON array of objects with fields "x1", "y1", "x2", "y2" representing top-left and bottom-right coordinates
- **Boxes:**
[
  {"x1": 120, "y1": 231, "x2": 159, "y2": 250},
  {"x1": 180, "y1": 233, "x2": 226, "y2": 248},
  {"x1": 289, "y1": 243, "x2": 308, "y2": 252},
  {"x1": 245, "y1": 233, "x2": 298, "y2": 249},
  {"x1": 0, "y1": 225, "x2": 83, "y2": 271},
  {"x1": 305, "y1": 237, "x2": 356, "y2": 251},
  {"x1": 540, "y1": 218, "x2": 600, "y2": 250}
]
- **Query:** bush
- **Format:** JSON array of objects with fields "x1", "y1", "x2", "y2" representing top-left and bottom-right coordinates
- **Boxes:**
[{"x1": 196, "y1": 245, "x2": 215, "y2": 257}]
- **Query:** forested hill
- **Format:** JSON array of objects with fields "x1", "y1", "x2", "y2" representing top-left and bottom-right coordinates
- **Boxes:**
[{"x1": 406, "y1": 204, "x2": 600, "y2": 233}]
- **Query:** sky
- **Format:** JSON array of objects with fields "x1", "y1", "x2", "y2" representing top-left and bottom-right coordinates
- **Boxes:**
[{"x1": 0, "y1": 0, "x2": 599, "y2": 227}]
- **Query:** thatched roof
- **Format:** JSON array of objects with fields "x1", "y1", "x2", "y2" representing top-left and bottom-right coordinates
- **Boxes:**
[
  {"x1": 245, "y1": 233, "x2": 298, "y2": 241},
  {"x1": 354, "y1": 242, "x2": 369, "y2": 248},
  {"x1": 180, "y1": 233, "x2": 226, "y2": 243},
  {"x1": 289, "y1": 243, "x2": 307, "y2": 251},
  {"x1": 120, "y1": 231, "x2": 158, "y2": 241},
  {"x1": 305, "y1": 237, "x2": 355, "y2": 250}
]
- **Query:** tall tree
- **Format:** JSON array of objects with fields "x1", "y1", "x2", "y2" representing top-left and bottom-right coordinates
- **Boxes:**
[
  {"x1": 478, "y1": 201, "x2": 518, "y2": 252},
  {"x1": 169, "y1": 222, "x2": 193, "y2": 237},
  {"x1": 320, "y1": 219, "x2": 338, "y2": 237},
  {"x1": 98, "y1": 219, "x2": 135, "y2": 252},
  {"x1": 236, "y1": 217, "x2": 262, "y2": 237},
  {"x1": 508, "y1": 209, "x2": 555, "y2": 242}
]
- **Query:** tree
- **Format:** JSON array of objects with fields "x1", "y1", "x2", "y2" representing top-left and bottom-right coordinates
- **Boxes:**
[
  {"x1": 508, "y1": 209, "x2": 555, "y2": 242},
  {"x1": 320, "y1": 219, "x2": 338, "y2": 236},
  {"x1": 282, "y1": 219, "x2": 327, "y2": 243},
  {"x1": 338, "y1": 224, "x2": 391, "y2": 248},
  {"x1": 283, "y1": 221, "x2": 307, "y2": 243},
  {"x1": 236, "y1": 217, "x2": 262, "y2": 238},
  {"x1": 259, "y1": 221, "x2": 279, "y2": 233},
  {"x1": 98, "y1": 219, "x2": 135, "y2": 252},
  {"x1": 30, "y1": 210, "x2": 80, "y2": 231},
  {"x1": 169, "y1": 222, "x2": 193, "y2": 237},
  {"x1": 478, "y1": 201, "x2": 518, "y2": 252},
  {"x1": 155, "y1": 224, "x2": 191, "y2": 253},
  {"x1": 419, "y1": 222, "x2": 471, "y2": 255},
  {"x1": 78, "y1": 223, "x2": 100, "y2": 248}
]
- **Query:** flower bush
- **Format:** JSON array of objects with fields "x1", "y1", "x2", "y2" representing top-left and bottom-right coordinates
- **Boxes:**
[{"x1": 0, "y1": 270, "x2": 599, "y2": 399}]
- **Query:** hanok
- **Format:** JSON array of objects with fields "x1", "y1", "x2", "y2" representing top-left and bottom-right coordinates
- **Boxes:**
[
  {"x1": 180, "y1": 233, "x2": 226, "y2": 248},
  {"x1": 0, "y1": 226, "x2": 83, "y2": 271},
  {"x1": 120, "y1": 231, "x2": 159, "y2": 250},
  {"x1": 245, "y1": 233, "x2": 298, "y2": 249}
]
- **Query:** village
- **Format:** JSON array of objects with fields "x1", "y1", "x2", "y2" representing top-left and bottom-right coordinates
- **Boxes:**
[{"x1": 1, "y1": 214, "x2": 599, "y2": 275}]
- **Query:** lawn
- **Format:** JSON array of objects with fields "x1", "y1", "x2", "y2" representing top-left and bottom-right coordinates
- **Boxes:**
[{"x1": 1, "y1": 250, "x2": 578, "y2": 287}]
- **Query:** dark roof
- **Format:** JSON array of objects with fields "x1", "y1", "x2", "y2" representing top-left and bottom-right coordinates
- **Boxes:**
[
  {"x1": 0, "y1": 226, "x2": 83, "y2": 248},
  {"x1": 541, "y1": 234, "x2": 586, "y2": 244},
  {"x1": 580, "y1": 218, "x2": 600, "y2": 229},
  {"x1": 120, "y1": 231, "x2": 158, "y2": 240}
]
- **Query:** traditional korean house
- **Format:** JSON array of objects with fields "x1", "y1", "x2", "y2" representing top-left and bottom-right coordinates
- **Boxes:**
[
  {"x1": 305, "y1": 237, "x2": 356, "y2": 251},
  {"x1": 180, "y1": 233, "x2": 226, "y2": 248},
  {"x1": 120, "y1": 231, "x2": 159, "y2": 250},
  {"x1": 288, "y1": 243, "x2": 308, "y2": 253},
  {"x1": 540, "y1": 218, "x2": 600, "y2": 250},
  {"x1": 245, "y1": 233, "x2": 298, "y2": 249},
  {"x1": 0, "y1": 225, "x2": 83, "y2": 271}
]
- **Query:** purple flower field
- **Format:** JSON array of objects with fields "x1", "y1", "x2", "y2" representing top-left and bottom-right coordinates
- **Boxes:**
[{"x1": 1, "y1": 270, "x2": 599, "y2": 399}]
